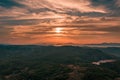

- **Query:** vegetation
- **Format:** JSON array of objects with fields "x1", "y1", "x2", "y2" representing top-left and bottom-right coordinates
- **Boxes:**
[{"x1": 0, "y1": 45, "x2": 120, "y2": 80}]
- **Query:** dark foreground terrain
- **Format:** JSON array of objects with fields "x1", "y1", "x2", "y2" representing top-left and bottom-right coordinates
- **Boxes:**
[{"x1": 0, "y1": 45, "x2": 120, "y2": 80}]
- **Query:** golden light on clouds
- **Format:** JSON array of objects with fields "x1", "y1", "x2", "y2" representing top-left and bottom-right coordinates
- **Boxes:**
[
  {"x1": 0, "y1": 0, "x2": 120, "y2": 45},
  {"x1": 7, "y1": 24, "x2": 120, "y2": 45}
]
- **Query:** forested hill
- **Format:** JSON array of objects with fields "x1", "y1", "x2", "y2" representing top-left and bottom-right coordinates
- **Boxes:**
[
  {"x1": 0, "y1": 45, "x2": 117, "y2": 63},
  {"x1": 0, "y1": 45, "x2": 120, "y2": 80}
]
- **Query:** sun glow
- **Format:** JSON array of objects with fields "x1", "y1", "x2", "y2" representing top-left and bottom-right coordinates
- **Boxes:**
[{"x1": 55, "y1": 27, "x2": 63, "y2": 33}]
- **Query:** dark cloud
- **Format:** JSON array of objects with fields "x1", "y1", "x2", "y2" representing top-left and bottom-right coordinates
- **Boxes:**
[
  {"x1": 0, "y1": 19, "x2": 40, "y2": 26},
  {"x1": 0, "y1": 0, "x2": 23, "y2": 8},
  {"x1": 91, "y1": 0, "x2": 120, "y2": 17},
  {"x1": 91, "y1": 0, "x2": 115, "y2": 6},
  {"x1": 81, "y1": 26, "x2": 120, "y2": 34}
]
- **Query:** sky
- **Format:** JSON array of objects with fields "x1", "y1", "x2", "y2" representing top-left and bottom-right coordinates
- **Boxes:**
[{"x1": 0, "y1": 0, "x2": 120, "y2": 45}]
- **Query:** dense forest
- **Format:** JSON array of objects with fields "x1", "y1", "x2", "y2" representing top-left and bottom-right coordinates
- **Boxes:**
[{"x1": 0, "y1": 45, "x2": 120, "y2": 80}]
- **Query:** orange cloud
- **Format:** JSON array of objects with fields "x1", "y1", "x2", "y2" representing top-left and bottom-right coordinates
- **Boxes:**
[{"x1": 16, "y1": 0, "x2": 107, "y2": 13}]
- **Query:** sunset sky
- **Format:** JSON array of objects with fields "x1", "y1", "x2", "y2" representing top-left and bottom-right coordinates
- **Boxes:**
[{"x1": 0, "y1": 0, "x2": 120, "y2": 45}]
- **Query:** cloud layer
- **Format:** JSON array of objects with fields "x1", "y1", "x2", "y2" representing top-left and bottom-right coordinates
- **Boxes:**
[{"x1": 0, "y1": 0, "x2": 120, "y2": 45}]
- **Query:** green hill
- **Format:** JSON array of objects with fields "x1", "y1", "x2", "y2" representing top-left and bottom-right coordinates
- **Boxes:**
[{"x1": 0, "y1": 45, "x2": 119, "y2": 80}]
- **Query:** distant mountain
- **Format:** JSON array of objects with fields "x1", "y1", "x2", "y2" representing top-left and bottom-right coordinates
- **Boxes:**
[
  {"x1": 84, "y1": 43, "x2": 120, "y2": 47},
  {"x1": 0, "y1": 45, "x2": 117, "y2": 63},
  {"x1": 1, "y1": 43, "x2": 120, "y2": 47}
]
